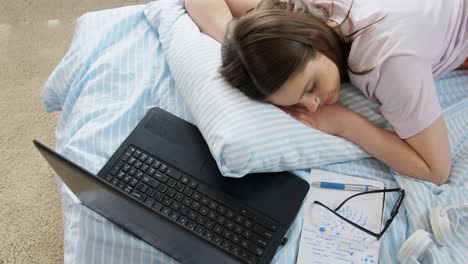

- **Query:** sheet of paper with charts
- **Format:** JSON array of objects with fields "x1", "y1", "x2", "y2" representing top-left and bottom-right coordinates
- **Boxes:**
[{"x1": 297, "y1": 170, "x2": 385, "y2": 264}]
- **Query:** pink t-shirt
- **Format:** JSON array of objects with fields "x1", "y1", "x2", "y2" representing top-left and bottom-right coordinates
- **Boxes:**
[{"x1": 315, "y1": 0, "x2": 468, "y2": 138}]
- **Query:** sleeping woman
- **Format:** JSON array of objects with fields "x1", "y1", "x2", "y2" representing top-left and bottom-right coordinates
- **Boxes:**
[{"x1": 185, "y1": 0, "x2": 468, "y2": 185}]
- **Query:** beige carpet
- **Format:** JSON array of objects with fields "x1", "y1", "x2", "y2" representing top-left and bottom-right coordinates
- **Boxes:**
[{"x1": 0, "y1": 1, "x2": 148, "y2": 263}]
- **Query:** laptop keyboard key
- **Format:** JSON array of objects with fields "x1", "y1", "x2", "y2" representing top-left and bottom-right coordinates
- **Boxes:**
[
  {"x1": 188, "y1": 181, "x2": 199, "y2": 189},
  {"x1": 196, "y1": 215, "x2": 205, "y2": 225},
  {"x1": 122, "y1": 153, "x2": 131, "y2": 162},
  {"x1": 188, "y1": 210, "x2": 197, "y2": 220},
  {"x1": 161, "y1": 207, "x2": 171, "y2": 216},
  {"x1": 231, "y1": 234, "x2": 240, "y2": 244},
  {"x1": 131, "y1": 190, "x2": 146, "y2": 202},
  {"x1": 135, "y1": 171, "x2": 144, "y2": 179},
  {"x1": 140, "y1": 164, "x2": 149, "y2": 172},
  {"x1": 204, "y1": 230, "x2": 214, "y2": 240},
  {"x1": 145, "y1": 198, "x2": 155, "y2": 207},
  {"x1": 128, "y1": 157, "x2": 136, "y2": 165},
  {"x1": 111, "y1": 178, "x2": 120, "y2": 186},
  {"x1": 181, "y1": 175, "x2": 190, "y2": 184},
  {"x1": 132, "y1": 150, "x2": 141, "y2": 158},
  {"x1": 152, "y1": 160, "x2": 161, "y2": 169},
  {"x1": 169, "y1": 211, "x2": 179, "y2": 221},
  {"x1": 129, "y1": 178, "x2": 138, "y2": 187},
  {"x1": 204, "y1": 220, "x2": 214, "y2": 230},
  {"x1": 213, "y1": 235, "x2": 222, "y2": 245},
  {"x1": 167, "y1": 178, "x2": 177, "y2": 188},
  {"x1": 183, "y1": 187, "x2": 193, "y2": 197},
  {"x1": 186, "y1": 221, "x2": 196, "y2": 230},
  {"x1": 174, "y1": 192, "x2": 184, "y2": 202},
  {"x1": 142, "y1": 176, "x2": 159, "y2": 188},
  {"x1": 136, "y1": 182, "x2": 148, "y2": 193},
  {"x1": 248, "y1": 244, "x2": 263, "y2": 257},
  {"x1": 159, "y1": 164, "x2": 168, "y2": 173},
  {"x1": 146, "y1": 187, "x2": 155, "y2": 197},
  {"x1": 179, "y1": 206, "x2": 188, "y2": 216},
  {"x1": 243, "y1": 230, "x2": 252, "y2": 240},
  {"x1": 139, "y1": 153, "x2": 148, "y2": 162},
  {"x1": 178, "y1": 216, "x2": 188, "y2": 225},
  {"x1": 192, "y1": 191, "x2": 201, "y2": 201},
  {"x1": 191, "y1": 202, "x2": 201, "y2": 211},
  {"x1": 253, "y1": 224, "x2": 273, "y2": 240},
  {"x1": 221, "y1": 240, "x2": 231, "y2": 250},
  {"x1": 147, "y1": 167, "x2": 156, "y2": 177},
  {"x1": 154, "y1": 192, "x2": 164, "y2": 202},
  {"x1": 263, "y1": 220, "x2": 278, "y2": 232},
  {"x1": 209, "y1": 201, "x2": 218, "y2": 210},
  {"x1": 225, "y1": 220, "x2": 234, "y2": 230},
  {"x1": 234, "y1": 215, "x2": 244, "y2": 224},
  {"x1": 200, "y1": 196, "x2": 210, "y2": 205},
  {"x1": 243, "y1": 219, "x2": 254, "y2": 229},
  {"x1": 196, "y1": 226, "x2": 205, "y2": 235},
  {"x1": 253, "y1": 235, "x2": 268, "y2": 248},
  {"x1": 123, "y1": 175, "x2": 132, "y2": 183},
  {"x1": 154, "y1": 172, "x2": 168, "y2": 183},
  {"x1": 157, "y1": 184, "x2": 167, "y2": 193},
  {"x1": 171, "y1": 202, "x2": 181, "y2": 211},
  {"x1": 166, "y1": 168, "x2": 181, "y2": 180},
  {"x1": 175, "y1": 182, "x2": 185, "y2": 192},
  {"x1": 124, "y1": 185, "x2": 133, "y2": 193},
  {"x1": 217, "y1": 205, "x2": 226, "y2": 215},
  {"x1": 104, "y1": 174, "x2": 113, "y2": 182},
  {"x1": 110, "y1": 161, "x2": 124, "y2": 175},
  {"x1": 134, "y1": 161, "x2": 142, "y2": 169},
  {"x1": 182, "y1": 197, "x2": 192, "y2": 206},
  {"x1": 145, "y1": 157, "x2": 154, "y2": 166},
  {"x1": 122, "y1": 164, "x2": 131, "y2": 172},
  {"x1": 152, "y1": 201, "x2": 163, "y2": 212},
  {"x1": 226, "y1": 210, "x2": 234, "y2": 219},
  {"x1": 163, "y1": 196, "x2": 172, "y2": 206},
  {"x1": 166, "y1": 189, "x2": 175, "y2": 198}
]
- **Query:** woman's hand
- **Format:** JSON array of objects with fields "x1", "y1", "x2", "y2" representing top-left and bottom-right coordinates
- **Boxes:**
[{"x1": 279, "y1": 103, "x2": 352, "y2": 136}]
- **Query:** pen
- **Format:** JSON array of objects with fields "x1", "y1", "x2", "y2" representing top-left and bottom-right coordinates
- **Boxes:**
[{"x1": 311, "y1": 181, "x2": 381, "y2": 192}]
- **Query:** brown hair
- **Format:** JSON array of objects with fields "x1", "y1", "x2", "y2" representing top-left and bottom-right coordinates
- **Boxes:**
[{"x1": 219, "y1": 0, "x2": 351, "y2": 100}]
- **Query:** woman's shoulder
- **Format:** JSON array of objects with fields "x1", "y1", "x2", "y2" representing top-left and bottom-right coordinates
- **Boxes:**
[{"x1": 346, "y1": 0, "x2": 466, "y2": 79}]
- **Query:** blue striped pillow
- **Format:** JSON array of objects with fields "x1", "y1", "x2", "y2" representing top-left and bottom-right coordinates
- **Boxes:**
[{"x1": 144, "y1": 0, "x2": 373, "y2": 178}]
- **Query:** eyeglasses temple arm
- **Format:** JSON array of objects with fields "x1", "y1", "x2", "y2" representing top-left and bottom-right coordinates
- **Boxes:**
[{"x1": 334, "y1": 188, "x2": 401, "y2": 211}]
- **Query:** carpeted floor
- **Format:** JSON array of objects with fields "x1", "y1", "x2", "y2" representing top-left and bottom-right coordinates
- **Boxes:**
[{"x1": 0, "y1": 1, "x2": 148, "y2": 263}]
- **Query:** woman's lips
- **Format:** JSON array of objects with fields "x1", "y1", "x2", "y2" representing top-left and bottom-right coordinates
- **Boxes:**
[
  {"x1": 320, "y1": 95, "x2": 328, "y2": 105},
  {"x1": 324, "y1": 91, "x2": 338, "y2": 105}
]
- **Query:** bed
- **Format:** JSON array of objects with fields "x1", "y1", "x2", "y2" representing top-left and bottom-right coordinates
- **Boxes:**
[{"x1": 41, "y1": 1, "x2": 468, "y2": 263}]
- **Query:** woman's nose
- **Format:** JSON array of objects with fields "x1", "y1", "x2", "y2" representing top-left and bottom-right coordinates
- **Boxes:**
[{"x1": 301, "y1": 95, "x2": 320, "y2": 112}]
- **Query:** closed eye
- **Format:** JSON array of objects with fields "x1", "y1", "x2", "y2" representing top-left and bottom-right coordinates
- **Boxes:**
[{"x1": 307, "y1": 82, "x2": 317, "y2": 94}]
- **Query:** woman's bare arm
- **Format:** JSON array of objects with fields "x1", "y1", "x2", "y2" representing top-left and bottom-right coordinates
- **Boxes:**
[
  {"x1": 284, "y1": 104, "x2": 451, "y2": 186},
  {"x1": 340, "y1": 113, "x2": 451, "y2": 185},
  {"x1": 185, "y1": 0, "x2": 260, "y2": 43}
]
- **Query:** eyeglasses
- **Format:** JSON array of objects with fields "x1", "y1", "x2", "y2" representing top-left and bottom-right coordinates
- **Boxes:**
[{"x1": 313, "y1": 188, "x2": 405, "y2": 240}]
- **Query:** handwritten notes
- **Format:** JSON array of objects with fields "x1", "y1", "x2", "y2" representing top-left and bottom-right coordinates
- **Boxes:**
[{"x1": 297, "y1": 170, "x2": 384, "y2": 264}]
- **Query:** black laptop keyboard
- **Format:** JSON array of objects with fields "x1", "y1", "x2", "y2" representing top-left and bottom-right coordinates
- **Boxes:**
[{"x1": 102, "y1": 145, "x2": 279, "y2": 264}]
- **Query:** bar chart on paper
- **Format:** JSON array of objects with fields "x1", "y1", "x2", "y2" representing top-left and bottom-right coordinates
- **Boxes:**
[{"x1": 297, "y1": 170, "x2": 385, "y2": 264}]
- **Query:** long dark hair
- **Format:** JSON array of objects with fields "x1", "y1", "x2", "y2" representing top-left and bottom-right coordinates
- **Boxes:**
[{"x1": 219, "y1": 0, "x2": 361, "y2": 100}]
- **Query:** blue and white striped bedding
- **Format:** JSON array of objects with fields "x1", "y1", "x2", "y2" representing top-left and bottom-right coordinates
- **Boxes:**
[{"x1": 41, "y1": 2, "x2": 468, "y2": 263}]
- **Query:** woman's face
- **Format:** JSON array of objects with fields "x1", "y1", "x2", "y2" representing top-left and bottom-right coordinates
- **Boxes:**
[{"x1": 266, "y1": 52, "x2": 341, "y2": 112}]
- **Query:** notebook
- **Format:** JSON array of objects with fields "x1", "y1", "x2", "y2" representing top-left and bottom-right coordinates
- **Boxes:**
[{"x1": 297, "y1": 169, "x2": 385, "y2": 264}]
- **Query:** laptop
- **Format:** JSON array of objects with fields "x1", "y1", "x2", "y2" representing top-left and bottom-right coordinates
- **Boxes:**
[{"x1": 34, "y1": 107, "x2": 309, "y2": 264}]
